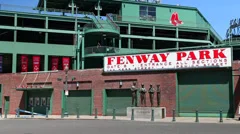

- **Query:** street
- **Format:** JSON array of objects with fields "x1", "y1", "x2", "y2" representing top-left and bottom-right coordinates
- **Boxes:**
[{"x1": 0, "y1": 119, "x2": 239, "y2": 134}]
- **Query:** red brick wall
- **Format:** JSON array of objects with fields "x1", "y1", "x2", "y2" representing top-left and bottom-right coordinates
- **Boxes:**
[
  {"x1": 0, "y1": 69, "x2": 176, "y2": 117},
  {"x1": 233, "y1": 61, "x2": 240, "y2": 117}
]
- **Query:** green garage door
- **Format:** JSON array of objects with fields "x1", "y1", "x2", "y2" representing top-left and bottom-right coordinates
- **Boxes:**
[
  {"x1": 66, "y1": 90, "x2": 92, "y2": 115},
  {"x1": 178, "y1": 70, "x2": 233, "y2": 117},
  {"x1": 106, "y1": 89, "x2": 132, "y2": 116}
]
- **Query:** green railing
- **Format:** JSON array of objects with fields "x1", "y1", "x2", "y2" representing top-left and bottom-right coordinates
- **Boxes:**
[
  {"x1": 106, "y1": 14, "x2": 120, "y2": 31},
  {"x1": 123, "y1": 0, "x2": 161, "y2": 4},
  {"x1": 85, "y1": 46, "x2": 120, "y2": 54},
  {"x1": 0, "y1": 4, "x2": 93, "y2": 18},
  {"x1": 108, "y1": 13, "x2": 222, "y2": 40}
]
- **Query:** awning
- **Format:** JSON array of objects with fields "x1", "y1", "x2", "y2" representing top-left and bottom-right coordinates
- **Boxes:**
[{"x1": 16, "y1": 87, "x2": 53, "y2": 91}]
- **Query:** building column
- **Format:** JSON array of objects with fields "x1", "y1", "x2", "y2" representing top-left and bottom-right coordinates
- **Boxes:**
[
  {"x1": 207, "y1": 30, "x2": 210, "y2": 41},
  {"x1": 152, "y1": 25, "x2": 156, "y2": 50},
  {"x1": 14, "y1": 14, "x2": 17, "y2": 42},
  {"x1": 44, "y1": 55, "x2": 48, "y2": 71},
  {"x1": 81, "y1": 35, "x2": 85, "y2": 70},
  {"x1": 45, "y1": 16, "x2": 48, "y2": 44},
  {"x1": 77, "y1": 25, "x2": 81, "y2": 70},
  {"x1": 97, "y1": 0, "x2": 101, "y2": 18},
  {"x1": 119, "y1": 38, "x2": 122, "y2": 48},
  {"x1": 128, "y1": 24, "x2": 131, "y2": 48},
  {"x1": 71, "y1": 0, "x2": 74, "y2": 15},
  {"x1": 176, "y1": 27, "x2": 179, "y2": 50},
  {"x1": 12, "y1": 53, "x2": 17, "y2": 73},
  {"x1": 44, "y1": 0, "x2": 47, "y2": 13},
  {"x1": 113, "y1": 38, "x2": 115, "y2": 47}
]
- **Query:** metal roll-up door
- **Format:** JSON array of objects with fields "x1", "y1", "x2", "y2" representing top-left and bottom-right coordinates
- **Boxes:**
[
  {"x1": 67, "y1": 90, "x2": 92, "y2": 115},
  {"x1": 106, "y1": 89, "x2": 132, "y2": 116},
  {"x1": 178, "y1": 70, "x2": 233, "y2": 117}
]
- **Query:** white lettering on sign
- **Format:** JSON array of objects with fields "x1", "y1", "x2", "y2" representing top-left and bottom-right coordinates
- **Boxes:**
[{"x1": 103, "y1": 48, "x2": 232, "y2": 72}]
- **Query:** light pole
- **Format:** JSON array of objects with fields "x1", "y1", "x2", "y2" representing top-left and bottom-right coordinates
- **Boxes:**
[{"x1": 64, "y1": 65, "x2": 69, "y2": 116}]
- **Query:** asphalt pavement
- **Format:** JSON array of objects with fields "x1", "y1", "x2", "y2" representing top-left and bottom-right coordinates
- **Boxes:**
[{"x1": 0, "y1": 119, "x2": 239, "y2": 134}]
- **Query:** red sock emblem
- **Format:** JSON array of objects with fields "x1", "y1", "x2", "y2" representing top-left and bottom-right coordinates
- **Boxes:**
[{"x1": 170, "y1": 12, "x2": 183, "y2": 26}]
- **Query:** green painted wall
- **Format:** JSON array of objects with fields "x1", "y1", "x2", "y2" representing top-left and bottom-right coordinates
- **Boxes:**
[
  {"x1": 0, "y1": 41, "x2": 75, "y2": 56},
  {"x1": 121, "y1": 3, "x2": 206, "y2": 28},
  {"x1": 196, "y1": 13, "x2": 208, "y2": 28},
  {"x1": 157, "y1": 8, "x2": 197, "y2": 27},
  {"x1": 122, "y1": 3, "x2": 140, "y2": 22}
]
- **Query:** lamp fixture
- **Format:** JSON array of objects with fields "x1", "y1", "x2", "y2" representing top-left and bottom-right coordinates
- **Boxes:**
[
  {"x1": 76, "y1": 82, "x2": 79, "y2": 87},
  {"x1": 119, "y1": 80, "x2": 123, "y2": 86}
]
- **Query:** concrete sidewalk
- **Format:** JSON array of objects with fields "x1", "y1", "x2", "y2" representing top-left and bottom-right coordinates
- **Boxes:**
[{"x1": 1, "y1": 115, "x2": 240, "y2": 124}]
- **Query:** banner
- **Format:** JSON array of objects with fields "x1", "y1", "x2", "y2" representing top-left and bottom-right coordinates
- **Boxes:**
[
  {"x1": 62, "y1": 57, "x2": 70, "y2": 70},
  {"x1": 33, "y1": 56, "x2": 41, "y2": 72},
  {"x1": 51, "y1": 57, "x2": 59, "y2": 70},
  {"x1": 21, "y1": 55, "x2": 28, "y2": 72},
  {"x1": 104, "y1": 48, "x2": 232, "y2": 73},
  {"x1": 0, "y1": 55, "x2": 2, "y2": 73}
]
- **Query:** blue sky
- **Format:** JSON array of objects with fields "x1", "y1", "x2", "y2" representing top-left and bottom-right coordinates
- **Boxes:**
[{"x1": 0, "y1": 0, "x2": 238, "y2": 40}]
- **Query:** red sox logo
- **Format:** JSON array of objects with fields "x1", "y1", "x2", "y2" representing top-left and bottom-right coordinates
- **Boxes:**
[
  {"x1": 170, "y1": 12, "x2": 183, "y2": 26},
  {"x1": 34, "y1": 65, "x2": 39, "y2": 72}
]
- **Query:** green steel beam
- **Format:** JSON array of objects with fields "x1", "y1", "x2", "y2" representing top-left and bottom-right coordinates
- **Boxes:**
[
  {"x1": 152, "y1": 25, "x2": 155, "y2": 50},
  {"x1": 0, "y1": 10, "x2": 91, "y2": 23},
  {"x1": 97, "y1": 0, "x2": 101, "y2": 18},
  {"x1": 14, "y1": 14, "x2": 17, "y2": 42},
  {"x1": 207, "y1": 30, "x2": 210, "y2": 41},
  {"x1": 12, "y1": 53, "x2": 17, "y2": 73},
  {"x1": 0, "y1": 26, "x2": 77, "y2": 34},
  {"x1": 120, "y1": 34, "x2": 214, "y2": 45},
  {"x1": 119, "y1": 38, "x2": 122, "y2": 48},
  {"x1": 44, "y1": 0, "x2": 47, "y2": 13},
  {"x1": 44, "y1": 55, "x2": 48, "y2": 71},
  {"x1": 77, "y1": 25, "x2": 81, "y2": 70},
  {"x1": 0, "y1": 41, "x2": 75, "y2": 56},
  {"x1": 71, "y1": 0, "x2": 74, "y2": 15},
  {"x1": 116, "y1": 21, "x2": 208, "y2": 31},
  {"x1": 113, "y1": 38, "x2": 116, "y2": 47},
  {"x1": 81, "y1": 36, "x2": 85, "y2": 69},
  {"x1": 176, "y1": 27, "x2": 179, "y2": 50},
  {"x1": 128, "y1": 24, "x2": 131, "y2": 49},
  {"x1": 45, "y1": 17, "x2": 49, "y2": 44}
]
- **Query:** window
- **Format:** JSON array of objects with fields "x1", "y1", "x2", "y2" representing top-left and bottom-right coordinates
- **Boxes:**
[{"x1": 139, "y1": 6, "x2": 156, "y2": 21}]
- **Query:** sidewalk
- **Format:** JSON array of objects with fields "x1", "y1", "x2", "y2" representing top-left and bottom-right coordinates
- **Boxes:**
[{"x1": 1, "y1": 115, "x2": 240, "y2": 124}]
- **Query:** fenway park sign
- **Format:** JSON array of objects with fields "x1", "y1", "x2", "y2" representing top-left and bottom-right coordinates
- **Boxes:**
[{"x1": 103, "y1": 48, "x2": 232, "y2": 72}]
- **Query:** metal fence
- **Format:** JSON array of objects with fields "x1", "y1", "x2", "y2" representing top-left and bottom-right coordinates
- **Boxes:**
[{"x1": 85, "y1": 46, "x2": 120, "y2": 55}]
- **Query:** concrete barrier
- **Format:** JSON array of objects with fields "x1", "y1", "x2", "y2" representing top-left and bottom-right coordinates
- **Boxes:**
[{"x1": 127, "y1": 107, "x2": 166, "y2": 119}]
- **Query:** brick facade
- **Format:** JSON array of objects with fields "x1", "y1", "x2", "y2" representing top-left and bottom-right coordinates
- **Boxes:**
[
  {"x1": 1, "y1": 61, "x2": 240, "y2": 117},
  {"x1": 0, "y1": 69, "x2": 176, "y2": 117},
  {"x1": 233, "y1": 61, "x2": 240, "y2": 117}
]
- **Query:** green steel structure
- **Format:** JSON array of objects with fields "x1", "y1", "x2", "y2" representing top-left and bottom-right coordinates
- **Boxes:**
[
  {"x1": 0, "y1": 0, "x2": 240, "y2": 117},
  {"x1": 1, "y1": 0, "x2": 235, "y2": 73}
]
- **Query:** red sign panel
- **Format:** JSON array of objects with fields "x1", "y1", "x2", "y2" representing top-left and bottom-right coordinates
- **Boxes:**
[
  {"x1": 62, "y1": 57, "x2": 70, "y2": 70},
  {"x1": 33, "y1": 56, "x2": 40, "y2": 72},
  {"x1": 51, "y1": 57, "x2": 59, "y2": 70},
  {"x1": 21, "y1": 55, "x2": 28, "y2": 72},
  {"x1": 104, "y1": 48, "x2": 232, "y2": 73}
]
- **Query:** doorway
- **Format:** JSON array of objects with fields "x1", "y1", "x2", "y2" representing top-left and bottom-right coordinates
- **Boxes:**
[{"x1": 4, "y1": 96, "x2": 10, "y2": 114}]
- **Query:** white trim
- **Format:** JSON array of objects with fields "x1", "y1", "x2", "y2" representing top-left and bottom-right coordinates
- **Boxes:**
[{"x1": 21, "y1": 70, "x2": 59, "y2": 75}]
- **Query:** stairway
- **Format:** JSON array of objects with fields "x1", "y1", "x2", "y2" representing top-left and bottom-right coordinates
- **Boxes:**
[{"x1": 85, "y1": 13, "x2": 120, "y2": 33}]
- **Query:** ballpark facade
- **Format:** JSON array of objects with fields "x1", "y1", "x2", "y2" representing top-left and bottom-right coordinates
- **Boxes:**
[{"x1": 0, "y1": 0, "x2": 239, "y2": 118}]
